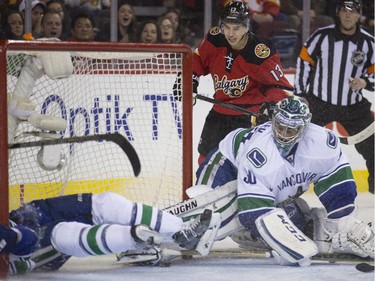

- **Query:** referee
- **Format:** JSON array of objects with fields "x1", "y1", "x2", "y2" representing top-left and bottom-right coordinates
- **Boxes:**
[{"x1": 294, "y1": 0, "x2": 374, "y2": 193}]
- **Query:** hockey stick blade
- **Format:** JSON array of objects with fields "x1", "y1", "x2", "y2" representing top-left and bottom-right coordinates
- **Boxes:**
[
  {"x1": 339, "y1": 122, "x2": 374, "y2": 145},
  {"x1": 9, "y1": 133, "x2": 141, "y2": 177}
]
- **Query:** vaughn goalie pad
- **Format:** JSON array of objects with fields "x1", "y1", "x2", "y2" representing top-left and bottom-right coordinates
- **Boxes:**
[
  {"x1": 164, "y1": 181, "x2": 242, "y2": 241},
  {"x1": 255, "y1": 208, "x2": 318, "y2": 264},
  {"x1": 164, "y1": 181, "x2": 237, "y2": 219},
  {"x1": 163, "y1": 181, "x2": 241, "y2": 254}
]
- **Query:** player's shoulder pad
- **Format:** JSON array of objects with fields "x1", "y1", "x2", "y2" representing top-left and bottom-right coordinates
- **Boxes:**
[
  {"x1": 304, "y1": 124, "x2": 340, "y2": 152},
  {"x1": 206, "y1": 26, "x2": 228, "y2": 48},
  {"x1": 241, "y1": 34, "x2": 278, "y2": 64}
]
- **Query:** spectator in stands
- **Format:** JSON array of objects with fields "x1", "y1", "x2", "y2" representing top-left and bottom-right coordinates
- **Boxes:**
[
  {"x1": 162, "y1": 0, "x2": 181, "y2": 9},
  {"x1": 96, "y1": 1, "x2": 138, "y2": 42},
  {"x1": 64, "y1": 0, "x2": 110, "y2": 13},
  {"x1": 138, "y1": 20, "x2": 161, "y2": 43},
  {"x1": 360, "y1": 0, "x2": 374, "y2": 34},
  {"x1": 46, "y1": 0, "x2": 70, "y2": 40},
  {"x1": 158, "y1": 14, "x2": 177, "y2": 43},
  {"x1": 1, "y1": 9, "x2": 25, "y2": 40},
  {"x1": 280, "y1": 0, "x2": 334, "y2": 31},
  {"x1": 0, "y1": 4, "x2": 7, "y2": 39},
  {"x1": 68, "y1": 11, "x2": 95, "y2": 41},
  {"x1": 162, "y1": 8, "x2": 183, "y2": 43},
  {"x1": 19, "y1": 0, "x2": 46, "y2": 39},
  {"x1": 41, "y1": 11, "x2": 63, "y2": 39}
]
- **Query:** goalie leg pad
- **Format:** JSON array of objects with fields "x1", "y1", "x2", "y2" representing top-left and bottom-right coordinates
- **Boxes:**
[
  {"x1": 195, "y1": 212, "x2": 222, "y2": 256},
  {"x1": 255, "y1": 208, "x2": 318, "y2": 264},
  {"x1": 164, "y1": 180, "x2": 241, "y2": 242},
  {"x1": 36, "y1": 51, "x2": 73, "y2": 79},
  {"x1": 8, "y1": 96, "x2": 37, "y2": 120},
  {"x1": 8, "y1": 114, "x2": 19, "y2": 144},
  {"x1": 27, "y1": 114, "x2": 67, "y2": 132}
]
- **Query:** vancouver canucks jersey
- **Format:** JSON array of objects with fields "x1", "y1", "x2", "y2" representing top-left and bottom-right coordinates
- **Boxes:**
[
  {"x1": 196, "y1": 122, "x2": 357, "y2": 227},
  {"x1": 225, "y1": 122, "x2": 356, "y2": 217}
]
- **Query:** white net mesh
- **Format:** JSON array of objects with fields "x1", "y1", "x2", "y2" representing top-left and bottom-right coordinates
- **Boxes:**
[{"x1": 6, "y1": 48, "x2": 189, "y2": 211}]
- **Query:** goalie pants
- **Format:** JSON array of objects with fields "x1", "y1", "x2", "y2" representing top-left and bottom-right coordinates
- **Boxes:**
[{"x1": 305, "y1": 94, "x2": 374, "y2": 193}]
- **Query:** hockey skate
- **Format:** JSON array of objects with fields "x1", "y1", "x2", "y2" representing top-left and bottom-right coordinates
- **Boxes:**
[
  {"x1": 116, "y1": 247, "x2": 181, "y2": 266},
  {"x1": 118, "y1": 224, "x2": 181, "y2": 266},
  {"x1": 172, "y1": 209, "x2": 213, "y2": 250},
  {"x1": 130, "y1": 224, "x2": 174, "y2": 246}
]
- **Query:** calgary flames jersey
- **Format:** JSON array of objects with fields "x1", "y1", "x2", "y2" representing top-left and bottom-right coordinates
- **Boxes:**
[{"x1": 193, "y1": 27, "x2": 293, "y2": 115}]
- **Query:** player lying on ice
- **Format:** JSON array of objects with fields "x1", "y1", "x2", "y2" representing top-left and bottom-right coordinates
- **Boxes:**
[
  {"x1": 0, "y1": 192, "x2": 214, "y2": 275},
  {"x1": 119, "y1": 96, "x2": 374, "y2": 266}
]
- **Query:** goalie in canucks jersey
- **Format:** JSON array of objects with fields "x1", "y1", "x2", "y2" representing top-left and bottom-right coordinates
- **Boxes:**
[
  {"x1": 0, "y1": 192, "x2": 213, "y2": 274},
  {"x1": 195, "y1": 95, "x2": 374, "y2": 265}
]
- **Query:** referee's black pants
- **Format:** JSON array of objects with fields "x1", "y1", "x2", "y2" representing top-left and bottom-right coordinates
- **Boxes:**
[{"x1": 306, "y1": 94, "x2": 374, "y2": 193}]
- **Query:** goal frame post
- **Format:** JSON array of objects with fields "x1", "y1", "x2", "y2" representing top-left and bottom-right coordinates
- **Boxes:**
[{"x1": 0, "y1": 39, "x2": 193, "y2": 278}]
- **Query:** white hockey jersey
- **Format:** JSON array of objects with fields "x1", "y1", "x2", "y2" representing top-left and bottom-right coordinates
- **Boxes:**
[{"x1": 196, "y1": 121, "x2": 357, "y2": 226}]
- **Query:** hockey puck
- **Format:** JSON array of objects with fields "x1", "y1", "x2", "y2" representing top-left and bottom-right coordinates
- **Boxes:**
[{"x1": 355, "y1": 263, "x2": 374, "y2": 273}]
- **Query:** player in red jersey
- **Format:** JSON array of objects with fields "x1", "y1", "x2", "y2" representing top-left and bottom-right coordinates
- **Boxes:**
[{"x1": 175, "y1": 1, "x2": 293, "y2": 164}]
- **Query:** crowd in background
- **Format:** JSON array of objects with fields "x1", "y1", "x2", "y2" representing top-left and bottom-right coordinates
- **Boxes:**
[{"x1": 0, "y1": 0, "x2": 373, "y2": 67}]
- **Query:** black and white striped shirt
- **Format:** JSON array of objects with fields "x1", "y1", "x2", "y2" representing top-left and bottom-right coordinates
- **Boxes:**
[{"x1": 294, "y1": 24, "x2": 374, "y2": 106}]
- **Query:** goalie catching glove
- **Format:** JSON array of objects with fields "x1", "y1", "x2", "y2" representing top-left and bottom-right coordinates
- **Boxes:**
[{"x1": 323, "y1": 212, "x2": 374, "y2": 258}]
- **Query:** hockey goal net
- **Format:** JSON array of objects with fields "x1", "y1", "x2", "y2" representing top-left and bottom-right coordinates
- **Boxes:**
[{"x1": 0, "y1": 40, "x2": 193, "y2": 243}]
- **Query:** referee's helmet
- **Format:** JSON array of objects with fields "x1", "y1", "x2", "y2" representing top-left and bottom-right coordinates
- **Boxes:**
[{"x1": 336, "y1": 0, "x2": 363, "y2": 15}]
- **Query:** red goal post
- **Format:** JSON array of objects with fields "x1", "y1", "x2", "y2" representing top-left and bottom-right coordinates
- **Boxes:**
[{"x1": 0, "y1": 40, "x2": 193, "y2": 278}]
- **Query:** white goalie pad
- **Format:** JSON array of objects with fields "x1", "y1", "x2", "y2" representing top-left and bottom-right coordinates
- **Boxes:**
[
  {"x1": 27, "y1": 114, "x2": 67, "y2": 132},
  {"x1": 195, "y1": 212, "x2": 222, "y2": 256},
  {"x1": 255, "y1": 208, "x2": 318, "y2": 264},
  {"x1": 36, "y1": 50, "x2": 73, "y2": 80},
  {"x1": 8, "y1": 95, "x2": 37, "y2": 119},
  {"x1": 165, "y1": 181, "x2": 242, "y2": 239},
  {"x1": 186, "y1": 184, "x2": 213, "y2": 198},
  {"x1": 164, "y1": 181, "x2": 237, "y2": 218}
]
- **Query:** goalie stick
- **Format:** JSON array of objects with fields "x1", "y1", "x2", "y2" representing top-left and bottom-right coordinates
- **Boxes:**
[
  {"x1": 8, "y1": 133, "x2": 141, "y2": 177},
  {"x1": 195, "y1": 94, "x2": 374, "y2": 145},
  {"x1": 338, "y1": 122, "x2": 374, "y2": 145},
  {"x1": 180, "y1": 248, "x2": 374, "y2": 265}
]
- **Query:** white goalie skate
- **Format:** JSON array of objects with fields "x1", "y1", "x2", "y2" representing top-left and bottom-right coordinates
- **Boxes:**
[
  {"x1": 117, "y1": 210, "x2": 214, "y2": 266},
  {"x1": 116, "y1": 246, "x2": 181, "y2": 266},
  {"x1": 130, "y1": 224, "x2": 175, "y2": 246},
  {"x1": 117, "y1": 224, "x2": 181, "y2": 266},
  {"x1": 172, "y1": 209, "x2": 213, "y2": 250}
]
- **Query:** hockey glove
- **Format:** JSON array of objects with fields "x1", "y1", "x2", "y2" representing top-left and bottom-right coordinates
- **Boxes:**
[
  {"x1": 0, "y1": 224, "x2": 38, "y2": 257},
  {"x1": 324, "y1": 214, "x2": 374, "y2": 258},
  {"x1": 9, "y1": 226, "x2": 38, "y2": 257}
]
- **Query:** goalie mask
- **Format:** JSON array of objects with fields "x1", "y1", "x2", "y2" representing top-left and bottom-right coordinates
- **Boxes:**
[
  {"x1": 336, "y1": 0, "x2": 362, "y2": 15},
  {"x1": 272, "y1": 96, "x2": 312, "y2": 156},
  {"x1": 220, "y1": 1, "x2": 250, "y2": 31}
]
